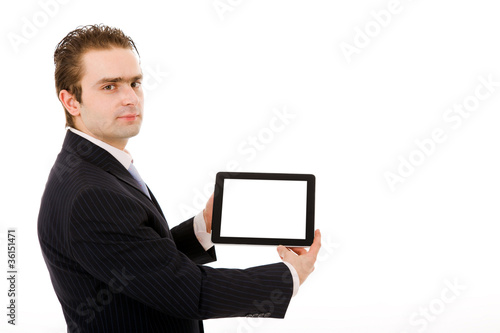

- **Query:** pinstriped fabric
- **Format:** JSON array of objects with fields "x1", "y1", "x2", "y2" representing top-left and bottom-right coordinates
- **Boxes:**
[{"x1": 38, "y1": 130, "x2": 293, "y2": 332}]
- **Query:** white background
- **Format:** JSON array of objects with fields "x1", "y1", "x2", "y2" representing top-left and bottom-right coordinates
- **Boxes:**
[
  {"x1": 219, "y1": 179, "x2": 307, "y2": 240},
  {"x1": 1, "y1": 0, "x2": 500, "y2": 332}
]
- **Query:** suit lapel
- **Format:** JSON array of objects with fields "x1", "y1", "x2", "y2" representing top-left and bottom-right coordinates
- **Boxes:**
[
  {"x1": 63, "y1": 130, "x2": 150, "y2": 201},
  {"x1": 62, "y1": 130, "x2": 171, "y2": 229},
  {"x1": 148, "y1": 187, "x2": 166, "y2": 219}
]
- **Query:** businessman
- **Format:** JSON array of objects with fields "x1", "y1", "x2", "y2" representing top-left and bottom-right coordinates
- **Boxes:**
[{"x1": 38, "y1": 24, "x2": 321, "y2": 333}]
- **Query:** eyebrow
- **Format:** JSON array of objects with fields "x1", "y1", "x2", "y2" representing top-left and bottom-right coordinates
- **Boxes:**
[{"x1": 95, "y1": 74, "x2": 143, "y2": 86}]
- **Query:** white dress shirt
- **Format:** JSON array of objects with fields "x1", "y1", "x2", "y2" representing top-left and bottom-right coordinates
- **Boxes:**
[{"x1": 68, "y1": 127, "x2": 299, "y2": 296}]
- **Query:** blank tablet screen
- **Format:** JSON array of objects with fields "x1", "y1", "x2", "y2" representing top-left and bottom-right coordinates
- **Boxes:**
[{"x1": 212, "y1": 172, "x2": 315, "y2": 246}]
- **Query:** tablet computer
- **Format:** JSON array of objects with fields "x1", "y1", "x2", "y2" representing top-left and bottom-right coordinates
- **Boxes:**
[{"x1": 211, "y1": 172, "x2": 315, "y2": 246}]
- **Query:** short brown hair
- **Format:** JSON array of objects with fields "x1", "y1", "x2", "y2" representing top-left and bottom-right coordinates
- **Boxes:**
[{"x1": 54, "y1": 24, "x2": 140, "y2": 127}]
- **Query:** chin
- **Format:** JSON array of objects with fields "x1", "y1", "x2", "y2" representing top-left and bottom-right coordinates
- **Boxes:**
[{"x1": 120, "y1": 125, "x2": 142, "y2": 139}]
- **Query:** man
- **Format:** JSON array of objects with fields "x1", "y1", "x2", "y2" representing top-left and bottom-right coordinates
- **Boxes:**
[{"x1": 38, "y1": 24, "x2": 321, "y2": 333}]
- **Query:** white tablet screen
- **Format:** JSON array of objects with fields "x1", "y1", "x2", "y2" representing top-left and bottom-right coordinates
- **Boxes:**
[{"x1": 219, "y1": 179, "x2": 307, "y2": 240}]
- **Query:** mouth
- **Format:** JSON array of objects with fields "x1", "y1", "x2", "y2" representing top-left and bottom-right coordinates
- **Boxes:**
[{"x1": 117, "y1": 114, "x2": 140, "y2": 121}]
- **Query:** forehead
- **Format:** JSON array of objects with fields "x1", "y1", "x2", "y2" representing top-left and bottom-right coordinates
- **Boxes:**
[{"x1": 80, "y1": 48, "x2": 141, "y2": 85}]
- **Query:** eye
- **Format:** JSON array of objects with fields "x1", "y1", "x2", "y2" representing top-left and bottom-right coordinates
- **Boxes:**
[
  {"x1": 131, "y1": 81, "x2": 142, "y2": 88},
  {"x1": 103, "y1": 84, "x2": 115, "y2": 91}
]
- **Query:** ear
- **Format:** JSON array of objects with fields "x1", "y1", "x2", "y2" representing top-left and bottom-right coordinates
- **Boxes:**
[{"x1": 59, "y1": 89, "x2": 81, "y2": 116}]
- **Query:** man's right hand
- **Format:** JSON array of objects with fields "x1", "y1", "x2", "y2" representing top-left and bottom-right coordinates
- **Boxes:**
[{"x1": 277, "y1": 229, "x2": 321, "y2": 285}]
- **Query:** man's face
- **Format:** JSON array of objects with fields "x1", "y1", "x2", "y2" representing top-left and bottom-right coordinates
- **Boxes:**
[{"x1": 73, "y1": 47, "x2": 144, "y2": 149}]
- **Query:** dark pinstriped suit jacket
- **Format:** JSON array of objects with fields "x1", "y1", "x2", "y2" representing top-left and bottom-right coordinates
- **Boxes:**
[{"x1": 38, "y1": 130, "x2": 293, "y2": 333}]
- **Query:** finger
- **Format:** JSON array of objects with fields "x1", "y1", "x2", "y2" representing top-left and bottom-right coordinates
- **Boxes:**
[
  {"x1": 207, "y1": 193, "x2": 214, "y2": 213},
  {"x1": 277, "y1": 245, "x2": 290, "y2": 260},
  {"x1": 308, "y1": 229, "x2": 322, "y2": 256},
  {"x1": 287, "y1": 247, "x2": 307, "y2": 255}
]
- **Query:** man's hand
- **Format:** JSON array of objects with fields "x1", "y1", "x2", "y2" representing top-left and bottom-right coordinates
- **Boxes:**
[
  {"x1": 202, "y1": 193, "x2": 214, "y2": 233},
  {"x1": 277, "y1": 229, "x2": 321, "y2": 285}
]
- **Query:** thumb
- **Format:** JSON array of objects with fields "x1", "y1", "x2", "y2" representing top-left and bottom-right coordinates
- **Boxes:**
[{"x1": 277, "y1": 245, "x2": 288, "y2": 260}]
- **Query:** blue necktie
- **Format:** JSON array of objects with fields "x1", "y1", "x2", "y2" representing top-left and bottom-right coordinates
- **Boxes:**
[{"x1": 128, "y1": 163, "x2": 151, "y2": 199}]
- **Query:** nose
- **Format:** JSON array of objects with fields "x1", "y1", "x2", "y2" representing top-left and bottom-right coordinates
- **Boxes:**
[{"x1": 121, "y1": 85, "x2": 140, "y2": 106}]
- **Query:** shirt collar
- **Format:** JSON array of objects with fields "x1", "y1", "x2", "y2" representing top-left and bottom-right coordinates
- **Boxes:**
[{"x1": 68, "y1": 127, "x2": 133, "y2": 169}]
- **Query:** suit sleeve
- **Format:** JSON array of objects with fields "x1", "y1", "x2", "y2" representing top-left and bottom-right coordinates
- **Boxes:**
[
  {"x1": 170, "y1": 218, "x2": 216, "y2": 265},
  {"x1": 68, "y1": 187, "x2": 293, "y2": 320}
]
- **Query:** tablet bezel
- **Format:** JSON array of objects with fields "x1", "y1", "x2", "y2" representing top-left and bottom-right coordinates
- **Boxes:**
[{"x1": 211, "y1": 172, "x2": 315, "y2": 246}]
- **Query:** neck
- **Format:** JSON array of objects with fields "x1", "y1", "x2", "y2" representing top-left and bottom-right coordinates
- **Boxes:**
[{"x1": 72, "y1": 125, "x2": 128, "y2": 151}]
